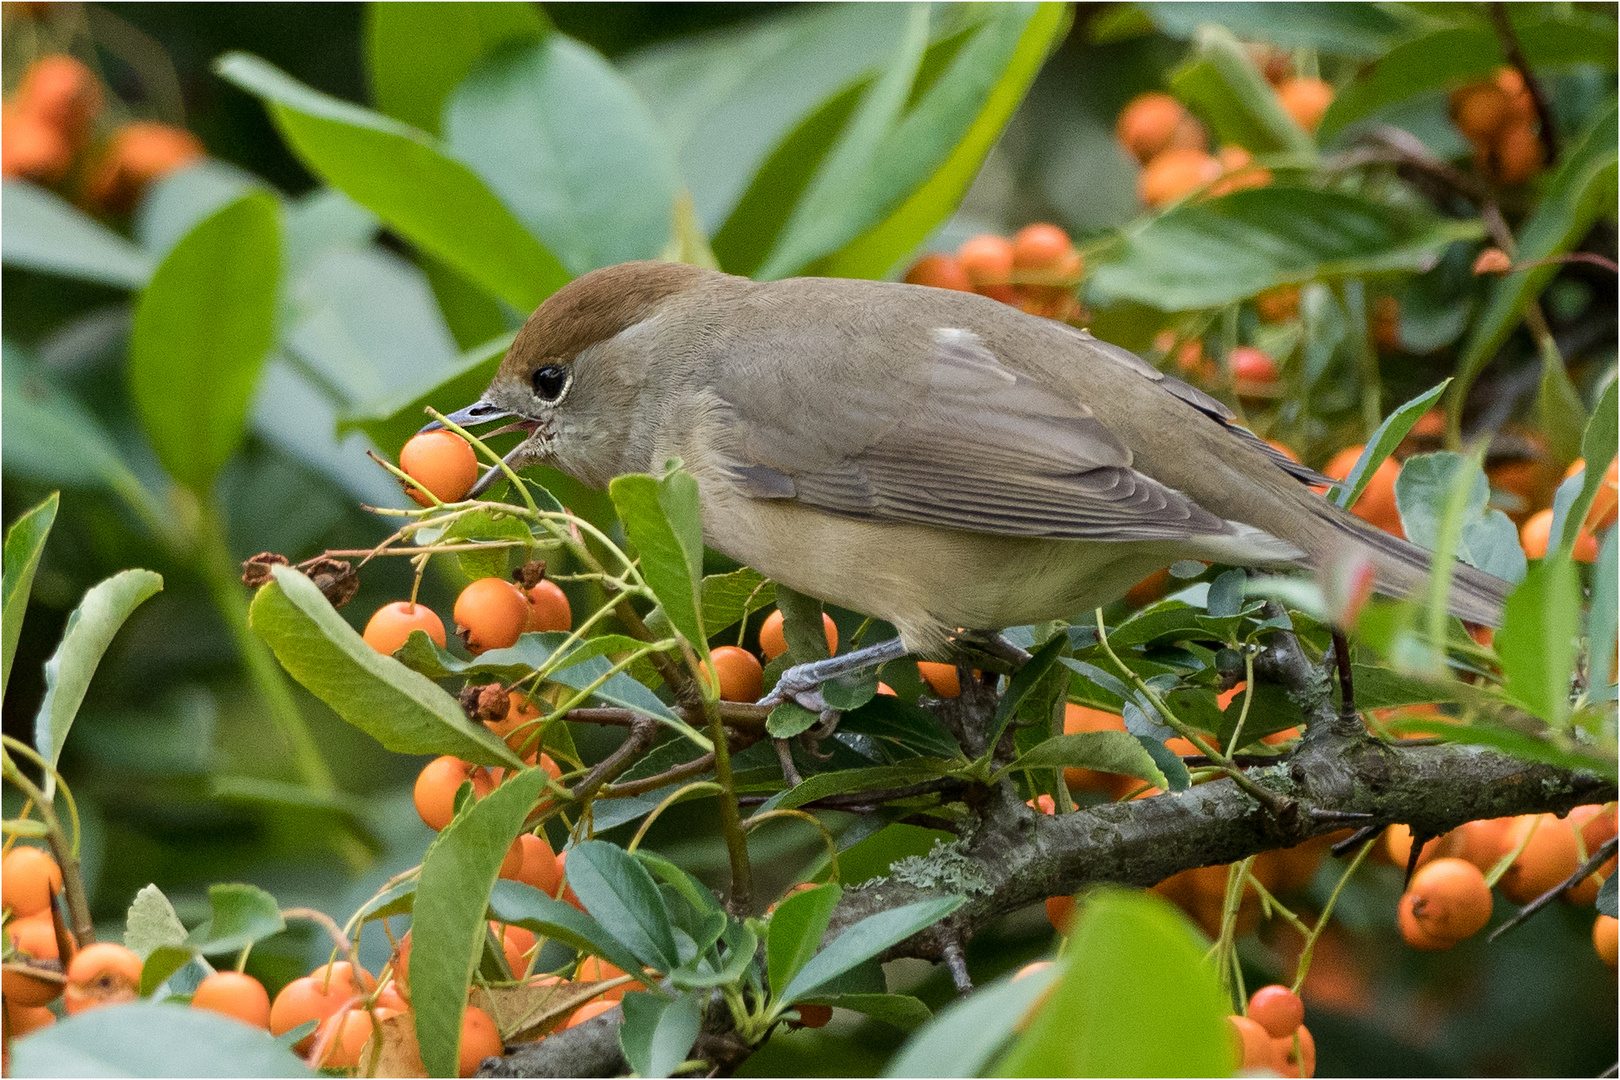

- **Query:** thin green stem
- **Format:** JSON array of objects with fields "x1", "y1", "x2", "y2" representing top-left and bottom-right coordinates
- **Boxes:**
[
  {"x1": 1224, "y1": 648, "x2": 1257, "y2": 757},
  {"x1": 1, "y1": 744, "x2": 93, "y2": 945},
  {"x1": 1290, "y1": 835, "x2": 1376, "y2": 994},
  {"x1": 626, "y1": 782, "x2": 722, "y2": 853},
  {"x1": 705, "y1": 694, "x2": 753, "y2": 913}
]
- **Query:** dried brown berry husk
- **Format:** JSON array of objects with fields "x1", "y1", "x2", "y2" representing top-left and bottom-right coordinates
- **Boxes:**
[
  {"x1": 459, "y1": 682, "x2": 509, "y2": 724},
  {"x1": 305, "y1": 558, "x2": 358, "y2": 609},
  {"x1": 513, "y1": 560, "x2": 548, "y2": 590},
  {"x1": 241, "y1": 552, "x2": 290, "y2": 588}
]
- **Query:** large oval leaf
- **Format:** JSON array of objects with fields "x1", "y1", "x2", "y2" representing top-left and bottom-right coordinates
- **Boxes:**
[
  {"x1": 10, "y1": 1001, "x2": 311, "y2": 1077},
  {"x1": 564, "y1": 840, "x2": 680, "y2": 972},
  {"x1": 1, "y1": 179, "x2": 153, "y2": 287}
]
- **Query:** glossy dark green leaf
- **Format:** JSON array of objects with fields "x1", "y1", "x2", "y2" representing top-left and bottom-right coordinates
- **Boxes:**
[
  {"x1": 33, "y1": 569, "x2": 164, "y2": 770},
  {"x1": 1, "y1": 179, "x2": 154, "y2": 287},
  {"x1": 1395, "y1": 452, "x2": 1527, "y2": 585},
  {"x1": 884, "y1": 964, "x2": 1059, "y2": 1077},
  {"x1": 487, "y1": 879, "x2": 654, "y2": 982},
  {"x1": 138, "y1": 945, "x2": 196, "y2": 998},
  {"x1": 10, "y1": 1002, "x2": 312, "y2": 1077},
  {"x1": 128, "y1": 192, "x2": 280, "y2": 491},
  {"x1": 767, "y1": 882, "x2": 842, "y2": 997},
  {"x1": 445, "y1": 37, "x2": 680, "y2": 274},
  {"x1": 565, "y1": 840, "x2": 680, "y2": 972},
  {"x1": 997, "y1": 731, "x2": 1166, "y2": 791},
  {"x1": 1089, "y1": 187, "x2": 1481, "y2": 312},
  {"x1": 776, "y1": 759, "x2": 957, "y2": 811},
  {"x1": 365, "y1": 1, "x2": 548, "y2": 134},
  {"x1": 1496, "y1": 559, "x2": 1579, "y2": 727},
  {"x1": 840, "y1": 696, "x2": 963, "y2": 759},
  {"x1": 1138, "y1": 736, "x2": 1192, "y2": 791},
  {"x1": 248, "y1": 565, "x2": 522, "y2": 767},
  {"x1": 189, "y1": 883, "x2": 284, "y2": 956},
  {"x1": 699, "y1": 568, "x2": 776, "y2": 638},
  {"x1": 779, "y1": 896, "x2": 964, "y2": 1005},
  {"x1": 620, "y1": 990, "x2": 703, "y2": 1079},
  {"x1": 441, "y1": 508, "x2": 532, "y2": 580},
  {"x1": 610, "y1": 469, "x2": 707, "y2": 657},
  {"x1": 767, "y1": 702, "x2": 820, "y2": 739},
  {"x1": 215, "y1": 52, "x2": 567, "y2": 312},
  {"x1": 988, "y1": 636, "x2": 1068, "y2": 750},
  {"x1": 994, "y1": 890, "x2": 1232, "y2": 1076},
  {"x1": 1329, "y1": 379, "x2": 1450, "y2": 509},
  {"x1": 2, "y1": 491, "x2": 57, "y2": 702},
  {"x1": 413, "y1": 764, "x2": 552, "y2": 1078}
]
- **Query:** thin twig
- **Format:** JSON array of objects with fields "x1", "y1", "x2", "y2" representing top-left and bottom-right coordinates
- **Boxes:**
[
  {"x1": 600, "y1": 752, "x2": 720, "y2": 800},
  {"x1": 1329, "y1": 630, "x2": 1355, "y2": 719},
  {"x1": 1489, "y1": 835, "x2": 1618, "y2": 941},
  {"x1": 941, "y1": 937, "x2": 973, "y2": 996}
]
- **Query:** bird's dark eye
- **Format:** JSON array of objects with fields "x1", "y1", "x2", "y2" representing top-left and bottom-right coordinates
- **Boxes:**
[{"x1": 531, "y1": 364, "x2": 569, "y2": 403}]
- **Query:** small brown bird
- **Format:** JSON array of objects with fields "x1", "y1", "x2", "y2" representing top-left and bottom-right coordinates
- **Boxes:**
[{"x1": 431, "y1": 261, "x2": 1509, "y2": 682}]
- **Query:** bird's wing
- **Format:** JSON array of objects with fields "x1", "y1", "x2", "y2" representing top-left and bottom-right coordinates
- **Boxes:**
[{"x1": 715, "y1": 322, "x2": 1231, "y2": 542}]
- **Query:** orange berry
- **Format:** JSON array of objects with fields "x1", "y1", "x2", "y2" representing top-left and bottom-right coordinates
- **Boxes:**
[
  {"x1": 563, "y1": 998, "x2": 619, "y2": 1028},
  {"x1": 1487, "y1": 123, "x2": 1544, "y2": 185},
  {"x1": 1248, "y1": 985, "x2": 1305, "y2": 1039},
  {"x1": 904, "y1": 253, "x2": 974, "y2": 292},
  {"x1": 3, "y1": 915, "x2": 63, "y2": 1006},
  {"x1": 1062, "y1": 704, "x2": 1134, "y2": 796},
  {"x1": 1255, "y1": 285, "x2": 1300, "y2": 323},
  {"x1": 556, "y1": 849, "x2": 584, "y2": 909},
  {"x1": 1208, "y1": 144, "x2": 1271, "y2": 197},
  {"x1": 15, "y1": 55, "x2": 101, "y2": 147},
  {"x1": 460, "y1": 1005, "x2": 503, "y2": 1077},
  {"x1": 2, "y1": 846, "x2": 63, "y2": 918},
  {"x1": 6, "y1": 1003, "x2": 56, "y2": 1036},
  {"x1": 1277, "y1": 77, "x2": 1333, "y2": 133},
  {"x1": 793, "y1": 1003, "x2": 832, "y2": 1028},
  {"x1": 375, "y1": 983, "x2": 409, "y2": 1012},
  {"x1": 1277, "y1": 1024, "x2": 1316, "y2": 1079},
  {"x1": 757, "y1": 609, "x2": 837, "y2": 661},
  {"x1": 1595, "y1": 915, "x2": 1618, "y2": 967},
  {"x1": 1116, "y1": 92, "x2": 1194, "y2": 164},
  {"x1": 1126, "y1": 567, "x2": 1170, "y2": 607},
  {"x1": 1045, "y1": 894, "x2": 1075, "y2": 934},
  {"x1": 1493, "y1": 67, "x2": 1536, "y2": 124},
  {"x1": 1321, "y1": 447, "x2": 1404, "y2": 539},
  {"x1": 191, "y1": 970, "x2": 272, "y2": 1029},
  {"x1": 515, "y1": 831, "x2": 563, "y2": 897},
  {"x1": 310, "y1": 960, "x2": 377, "y2": 996},
  {"x1": 1499, "y1": 814, "x2": 1581, "y2": 904},
  {"x1": 0, "y1": 102, "x2": 72, "y2": 182},
  {"x1": 399, "y1": 430, "x2": 479, "y2": 506},
  {"x1": 312, "y1": 1006, "x2": 393, "y2": 1069},
  {"x1": 363, "y1": 601, "x2": 447, "y2": 655},
  {"x1": 1228, "y1": 1014, "x2": 1280, "y2": 1072},
  {"x1": 1371, "y1": 294, "x2": 1402, "y2": 351},
  {"x1": 63, "y1": 942, "x2": 142, "y2": 1015},
  {"x1": 498, "y1": 922, "x2": 536, "y2": 974},
  {"x1": 707, "y1": 644, "x2": 764, "y2": 702},
  {"x1": 1137, "y1": 148, "x2": 1222, "y2": 208},
  {"x1": 1027, "y1": 794, "x2": 1057, "y2": 815},
  {"x1": 526, "y1": 579, "x2": 572, "y2": 632},
  {"x1": 1450, "y1": 82, "x2": 1513, "y2": 143},
  {"x1": 414, "y1": 755, "x2": 494, "y2": 831},
  {"x1": 1402, "y1": 857, "x2": 1492, "y2": 943},
  {"x1": 1011, "y1": 223, "x2": 1074, "y2": 272},
  {"x1": 916, "y1": 661, "x2": 961, "y2": 698},
  {"x1": 1567, "y1": 457, "x2": 1619, "y2": 532},
  {"x1": 455, "y1": 577, "x2": 531, "y2": 654},
  {"x1": 1521, "y1": 508, "x2": 1598, "y2": 562},
  {"x1": 876, "y1": 682, "x2": 897, "y2": 696},
  {"x1": 85, "y1": 121, "x2": 204, "y2": 215},
  {"x1": 498, "y1": 838, "x2": 526, "y2": 881},
  {"x1": 577, "y1": 956, "x2": 645, "y2": 1001},
  {"x1": 1397, "y1": 895, "x2": 1453, "y2": 950},
  {"x1": 1230, "y1": 345, "x2": 1278, "y2": 386},
  {"x1": 957, "y1": 234, "x2": 1015, "y2": 292},
  {"x1": 486, "y1": 690, "x2": 541, "y2": 753},
  {"x1": 1472, "y1": 247, "x2": 1513, "y2": 275}
]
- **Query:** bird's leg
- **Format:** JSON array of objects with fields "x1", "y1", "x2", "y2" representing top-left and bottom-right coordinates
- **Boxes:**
[
  {"x1": 952, "y1": 630, "x2": 1033, "y2": 673},
  {"x1": 758, "y1": 636, "x2": 910, "y2": 710}
]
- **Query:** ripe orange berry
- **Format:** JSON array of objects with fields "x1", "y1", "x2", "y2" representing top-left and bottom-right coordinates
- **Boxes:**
[
  {"x1": 1248, "y1": 985, "x2": 1305, "y2": 1039},
  {"x1": 794, "y1": 1003, "x2": 833, "y2": 1028},
  {"x1": 1045, "y1": 894, "x2": 1075, "y2": 934},
  {"x1": 498, "y1": 922, "x2": 536, "y2": 974},
  {"x1": 904, "y1": 253, "x2": 974, "y2": 292},
  {"x1": 1499, "y1": 813, "x2": 1581, "y2": 904},
  {"x1": 6, "y1": 1003, "x2": 56, "y2": 1037},
  {"x1": 1472, "y1": 246, "x2": 1513, "y2": 275},
  {"x1": 460, "y1": 1005, "x2": 503, "y2": 1077},
  {"x1": 1027, "y1": 794, "x2": 1057, "y2": 815},
  {"x1": 1401, "y1": 857, "x2": 1492, "y2": 944},
  {"x1": 563, "y1": 998, "x2": 619, "y2": 1029},
  {"x1": 1230, "y1": 345, "x2": 1278, "y2": 386},
  {"x1": 916, "y1": 661, "x2": 961, "y2": 698},
  {"x1": 455, "y1": 577, "x2": 531, "y2": 654},
  {"x1": 1277, "y1": 77, "x2": 1333, "y2": 133},
  {"x1": 1277, "y1": 1024, "x2": 1316, "y2": 1079},
  {"x1": 757, "y1": 609, "x2": 837, "y2": 661},
  {"x1": 514, "y1": 831, "x2": 563, "y2": 896},
  {"x1": 1228, "y1": 1014, "x2": 1280, "y2": 1071},
  {"x1": 311, "y1": 960, "x2": 377, "y2": 996},
  {"x1": 312, "y1": 1006, "x2": 393, "y2": 1069},
  {"x1": 1493, "y1": 67, "x2": 1536, "y2": 124},
  {"x1": 957, "y1": 234, "x2": 1016, "y2": 301},
  {"x1": 1208, "y1": 144, "x2": 1271, "y2": 197},
  {"x1": 1126, "y1": 567, "x2": 1170, "y2": 607},
  {"x1": 526, "y1": 579, "x2": 572, "y2": 632},
  {"x1": 1137, "y1": 148, "x2": 1222, "y2": 207},
  {"x1": 399, "y1": 430, "x2": 479, "y2": 506},
  {"x1": 1396, "y1": 891, "x2": 1453, "y2": 951},
  {"x1": 2, "y1": 846, "x2": 63, "y2": 918},
  {"x1": 707, "y1": 644, "x2": 764, "y2": 702},
  {"x1": 191, "y1": 970, "x2": 272, "y2": 1029},
  {"x1": 1011, "y1": 223, "x2": 1074, "y2": 273},
  {"x1": 1566, "y1": 457, "x2": 1619, "y2": 532},
  {"x1": 3, "y1": 915, "x2": 63, "y2": 1006},
  {"x1": 0, "y1": 102, "x2": 72, "y2": 182},
  {"x1": 85, "y1": 121, "x2": 205, "y2": 215},
  {"x1": 1486, "y1": 123, "x2": 1544, "y2": 185},
  {"x1": 1450, "y1": 82, "x2": 1513, "y2": 143},
  {"x1": 1520, "y1": 508, "x2": 1599, "y2": 562},
  {"x1": 577, "y1": 956, "x2": 645, "y2": 1001},
  {"x1": 1255, "y1": 285, "x2": 1300, "y2": 323},
  {"x1": 1321, "y1": 446, "x2": 1404, "y2": 538},
  {"x1": 16, "y1": 55, "x2": 100, "y2": 143},
  {"x1": 1062, "y1": 704, "x2": 1134, "y2": 796},
  {"x1": 1116, "y1": 92, "x2": 1193, "y2": 164},
  {"x1": 63, "y1": 941, "x2": 142, "y2": 1015},
  {"x1": 363, "y1": 601, "x2": 447, "y2": 655},
  {"x1": 414, "y1": 755, "x2": 494, "y2": 831},
  {"x1": 1595, "y1": 915, "x2": 1618, "y2": 967},
  {"x1": 486, "y1": 690, "x2": 541, "y2": 753}
]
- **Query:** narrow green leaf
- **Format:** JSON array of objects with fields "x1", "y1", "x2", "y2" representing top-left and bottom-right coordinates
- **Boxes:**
[
  {"x1": 1591, "y1": 528, "x2": 1617, "y2": 692},
  {"x1": 767, "y1": 883, "x2": 842, "y2": 996},
  {"x1": 885, "y1": 965, "x2": 1059, "y2": 1077},
  {"x1": 780, "y1": 897, "x2": 964, "y2": 1005},
  {"x1": 139, "y1": 946, "x2": 197, "y2": 997},
  {"x1": 988, "y1": 636, "x2": 1068, "y2": 751},
  {"x1": 487, "y1": 879, "x2": 652, "y2": 983},
  {"x1": 620, "y1": 990, "x2": 703, "y2": 1079},
  {"x1": 413, "y1": 765, "x2": 553, "y2": 1078},
  {"x1": 1170, "y1": 24, "x2": 1314, "y2": 154},
  {"x1": 1598, "y1": 874, "x2": 1617, "y2": 918},
  {"x1": 215, "y1": 52, "x2": 568, "y2": 312},
  {"x1": 776, "y1": 760, "x2": 957, "y2": 811},
  {"x1": 338, "y1": 331, "x2": 512, "y2": 458},
  {"x1": 994, "y1": 890, "x2": 1232, "y2": 1077},
  {"x1": 365, "y1": 1, "x2": 548, "y2": 135},
  {"x1": 565, "y1": 840, "x2": 680, "y2": 972},
  {"x1": 840, "y1": 696, "x2": 963, "y2": 759},
  {"x1": 1142, "y1": 2, "x2": 1413, "y2": 57},
  {"x1": 10, "y1": 1001, "x2": 313, "y2": 1077},
  {"x1": 775, "y1": 585, "x2": 830, "y2": 662},
  {"x1": 33, "y1": 569, "x2": 164, "y2": 769},
  {"x1": 0, "y1": 179, "x2": 153, "y2": 287},
  {"x1": 1556, "y1": 380, "x2": 1618, "y2": 554},
  {"x1": 2, "y1": 492, "x2": 58, "y2": 701},
  {"x1": 249, "y1": 565, "x2": 521, "y2": 767},
  {"x1": 1496, "y1": 559, "x2": 1580, "y2": 727},
  {"x1": 1138, "y1": 736, "x2": 1191, "y2": 792},
  {"x1": 129, "y1": 192, "x2": 280, "y2": 491},
  {"x1": 997, "y1": 731, "x2": 1167, "y2": 791},
  {"x1": 190, "y1": 883, "x2": 284, "y2": 956},
  {"x1": 123, "y1": 884, "x2": 189, "y2": 960},
  {"x1": 1387, "y1": 712, "x2": 1613, "y2": 779},
  {"x1": 804, "y1": 992, "x2": 931, "y2": 1031},
  {"x1": 609, "y1": 469, "x2": 707, "y2": 656},
  {"x1": 1330, "y1": 379, "x2": 1451, "y2": 509},
  {"x1": 700, "y1": 568, "x2": 776, "y2": 638}
]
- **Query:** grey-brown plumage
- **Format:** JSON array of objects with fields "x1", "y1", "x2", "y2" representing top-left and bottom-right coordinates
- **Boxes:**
[{"x1": 454, "y1": 261, "x2": 1510, "y2": 653}]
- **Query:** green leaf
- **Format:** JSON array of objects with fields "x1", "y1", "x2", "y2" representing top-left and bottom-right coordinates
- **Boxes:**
[
  {"x1": 1591, "y1": 528, "x2": 1617, "y2": 692},
  {"x1": 1496, "y1": 558, "x2": 1580, "y2": 727},
  {"x1": 620, "y1": 989, "x2": 703, "y2": 1079},
  {"x1": 0, "y1": 179, "x2": 154, "y2": 287},
  {"x1": 700, "y1": 568, "x2": 776, "y2": 638},
  {"x1": 767, "y1": 702, "x2": 821, "y2": 739},
  {"x1": 248, "y1": 565, "x2": 521, "y2": 767},
  {"x1": 988, "y1": 636, "x2": 1068, "y2": 751},
  {"x1": 487, "y1": 879, "x2": 652, "y2": 984},
  {"x1": 413, "y1": 764, "x2": 553, "y2": 1078},
  {"x1": 1329, "y1": 379, "x2": 1451, "y2": 509},
  {"x1": 816, "y1": 3, "x2": 1069, "y2": 280},
  {"x1": 123, "y1": 884, "x2": 189, "y2": 960},
  {"x1": 1089, "y1": 187, "x2": 1482, "y2": 312},
  {"x1": 1387, "y1": 711, "x2": 1613, "y2": 779},
  {"x1": 339, "y1": 331, "x2": 512, "y2": 459},
  {"x1": 779, "y1": 896, "x2": 964, "y2": 1005},
  {"x1": 1556, "y1": 380, "x2": 1619, "y2": 554},
  {"x1": 1455, "y1": 100, "x2": 1619, "y2": 410},
  {"x1": 129, "y1": 191, "x2": 280, "y2": 491},
  {"x1": 33, "y1": 569, "x2": 164, "y2": 770},
  {"x1": 1395, "y1": 452, "x2": 1527, "y2": 585},
  {"x1": 775, "y1": 585, "x2": 830, "y2": 662},
  {"x1": 189, "y1": 883, "x2": 285, "y2": 956},
  {"x1": 215, "y1": 52, "x2": 567, "y2": 312},
  {"x1": 1598, "y1": 874, "x2": 1617, "y2": 918},
  {"x1": 885, "y1": 964, "x2": 1060, "y2": 1077},
  {"x1": 996, "y1": 731, "x2": 1167, "y2": 791},
  {"x1": 610, "y1": 468, "x2": 707, "y2": 656},
  {"x1": 1169, "y1": 24, "x2": 1314, "y2": 154},
  {"x1": 442, "y1": 508, "x2": 532, "y2": 580},
  {"x1": 2, "y1": 492, "x2": 57, "y2": 702},
  {"x1": 445, "y1": 37, "x2": 680, "y2": 275},
  {"x1": 1138, "y1": 735, "x2": 1192, "y2": 792},
  {"x1": 994, "y1": 890, "x2": 1232, "y2": 1077},
  {"x1": 1142, "y1": 2, "x2": 1414, "y2": 57},
  {"x1": 840, "y1": 695, "x2": 963, "y2": 759},
  {"x1": 9, "y1": 1001, "x2": 312, "y2": 1077},
  {"x1": 804, "y1": 992, "x2": 931, "y2": 1031},
  {"x1": 565, "y1": 840, "x2": 680, "y2": 972},
  {"x1": 139, "y1": 945, "x2": 197, "y2": 998},
  {"x1": 1320, "y1": 16, "x2": 1619, "y2": 140},
  {"x1": 776, "y1": 759, "x2": 957, "y2": 811},
  {"x1": 365, "y1": 1, "x2": 548, "y2": 135},
  {"x1": 768, "y1": 882, "x2": 842, "y2": 997}
]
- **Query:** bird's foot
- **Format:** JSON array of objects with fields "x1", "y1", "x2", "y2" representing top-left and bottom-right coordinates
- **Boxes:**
[{"x1": 756, "y1": 637, "x2": 910, "y2": 711}]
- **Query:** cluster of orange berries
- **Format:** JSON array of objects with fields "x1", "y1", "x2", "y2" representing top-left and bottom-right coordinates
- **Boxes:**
[
  {"x1": 1227, "y1": 984, "x2": 1315, "y2": 1077},
  {"x1": 1385, "y1": 805, "x2": 1616, "y2": 962},
  {"x1": 1450, "y1": 67, "x2": 1546, "y2": 186},
  {"x1": 1, "y1": 54, "x2": 202, "y2": 214},
  {"x1": 903, "y1": 223, "x2": 1084, "y2": 322}
]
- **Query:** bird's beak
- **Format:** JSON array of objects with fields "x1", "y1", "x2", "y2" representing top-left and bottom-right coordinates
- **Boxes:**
[{"x1": 417, "y1": 399, "x2": 513, "y2": 435}]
